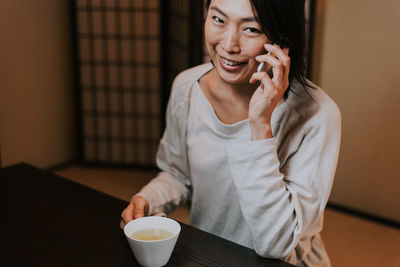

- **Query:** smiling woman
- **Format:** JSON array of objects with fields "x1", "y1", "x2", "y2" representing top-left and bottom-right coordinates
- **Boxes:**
[
  {"x1": 121, "y1": 1, "x2": 341, "y2": 266},
  {"x1": 204, "y1": 1, "x2": 269, "y2": 86},
  {"x1": 205, "y1": 0, "x2": 313, "y2": 100}
]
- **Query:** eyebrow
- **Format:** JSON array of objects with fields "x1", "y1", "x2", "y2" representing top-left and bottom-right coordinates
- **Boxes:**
[{"x1": 210, "y1": 6, "x2": 258, "y2": 22}]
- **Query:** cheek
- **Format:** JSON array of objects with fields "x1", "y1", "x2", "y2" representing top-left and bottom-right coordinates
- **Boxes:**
[
  {"x1": 204, "y1": 21, "x2": 220, "y2": 49},
  {"x1": 241, "y1": 33, "x2": 269, "y2": 56},
  {"x1": 242, "y1": 39, "x2": 267, "y2": 57}
]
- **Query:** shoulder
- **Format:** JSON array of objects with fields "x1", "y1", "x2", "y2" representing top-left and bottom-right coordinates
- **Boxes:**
[
  {"x1": 288, "y1": 81, "x2": 341, "y2": 133},
  {"x1": 310, "y1": 82, "x2": 341, "y2": 128},
  {"x1": 171, "y1": 63, "x2": 213, "y2": 93},
  {"x1": 166, "y1": 63, "x2": 213, "y2": 118},
  {"x1": 169, "y1": 63, "x2": 213, "y2": 108}
]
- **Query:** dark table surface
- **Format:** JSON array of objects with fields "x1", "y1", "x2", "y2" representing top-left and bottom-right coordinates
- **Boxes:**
[{"x1": 2, "y1": 163, "x2": 294, "y2": 266}]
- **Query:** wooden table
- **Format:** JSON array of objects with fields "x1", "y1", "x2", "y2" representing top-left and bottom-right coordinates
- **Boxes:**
[{"x1": 2, "y1": 163, "x2": 294, "y2": 266}]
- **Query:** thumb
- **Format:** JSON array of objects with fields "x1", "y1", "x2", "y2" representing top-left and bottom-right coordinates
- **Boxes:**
[{"x1": 133, "y1": 196, "x2": 148, "y2": 219}]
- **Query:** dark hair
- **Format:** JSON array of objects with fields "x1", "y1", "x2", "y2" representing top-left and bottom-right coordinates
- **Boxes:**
[{"x1": 205, "y1": 0, "x2": 313, "y2": 98}]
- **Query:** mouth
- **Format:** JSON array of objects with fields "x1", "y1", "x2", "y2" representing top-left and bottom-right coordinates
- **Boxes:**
[{"x1": 219, "y1": 56, "x2": 247, "y2": 71}]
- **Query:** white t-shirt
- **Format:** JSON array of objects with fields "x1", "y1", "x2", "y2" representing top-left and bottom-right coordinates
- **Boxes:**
[{"x1": 136, "y1": 63, "x2": 341, "y2": 266}]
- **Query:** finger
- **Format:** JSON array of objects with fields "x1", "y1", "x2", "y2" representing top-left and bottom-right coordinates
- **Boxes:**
[
  {"x1": 132, "y1": 196, "x2": 148, "y2": 219},
  {"x1": 264, "y1": 43, "x2": 289, "y2": 61},
  {"x1": 254, "y1": 58, "x2": 284, "y2": 89},
  {"x1": 265, "y1": 44, "x2": 291, "y2": 81},
  {"x1": 252, "y1": 71, "x2": 286, "y2": 101},
  {"x1": 134, "y1": 204, "x2": 145, "y2": 219},
  {"x1": 256, "y1": 55, "x2": 283, "y2": 87},
  {"x1": 254, "y1": 43, "x2": 276, "y2": 73},
  {"x1": 120, "y1": 219, "x2": 126, "y2": 229},
  {"x1": 121, "y1": 203, "x2": 135, "y2": 224},
  {"x1": 250, "y1": 71, "x2": 275, "y2": 92},
  {"x1": 257, "y1": 46, "x2": 290, "y2": 88},
  {"x1": 255, "y1": 52, "x2": 279, "y2": 67}
]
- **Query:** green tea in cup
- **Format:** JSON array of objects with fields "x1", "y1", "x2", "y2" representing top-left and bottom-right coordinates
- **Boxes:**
[
  {"x1": 131, "y1": 228, "x2": 173, "y2": 241},
  {"x1": 124, "y1": 216, "x2": 181, "y2": 267}
]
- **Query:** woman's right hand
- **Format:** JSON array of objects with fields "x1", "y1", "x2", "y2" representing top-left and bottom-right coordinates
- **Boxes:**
[{"x1": 121, "y1": 195, "x2": 149, "y2": 225}]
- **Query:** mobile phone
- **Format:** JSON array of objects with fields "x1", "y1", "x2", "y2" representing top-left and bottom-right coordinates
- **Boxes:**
[{"x1": 257, "y1": 43, "x2": 277, "y2": 73}]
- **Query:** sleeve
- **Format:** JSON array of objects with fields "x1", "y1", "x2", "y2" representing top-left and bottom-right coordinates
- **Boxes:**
[
  {"x1": 135, "y1": 82, "x2": 192, "y2": 217},
  {"x1": 225, "y1": 108, "x2": 341, "y2": 259}
]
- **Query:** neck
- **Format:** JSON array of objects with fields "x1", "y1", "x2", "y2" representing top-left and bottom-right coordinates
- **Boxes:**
[{"x1": 207, "y1": 69, "x2": 258, "y2": 101}]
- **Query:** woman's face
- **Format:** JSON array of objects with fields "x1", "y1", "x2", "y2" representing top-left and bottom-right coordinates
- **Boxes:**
[{"x1": 205, "y1": 0, "x2": 269, "y2": 85}]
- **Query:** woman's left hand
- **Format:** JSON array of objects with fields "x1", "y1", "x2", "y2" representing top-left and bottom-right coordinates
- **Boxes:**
[{"x1": 249, "y1": 44, "x2": 290, "y2": 140}]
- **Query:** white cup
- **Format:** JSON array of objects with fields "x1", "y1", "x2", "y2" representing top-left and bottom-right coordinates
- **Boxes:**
[{"x1": 124, "y1": 216, "x2": 181, "y2": 267}]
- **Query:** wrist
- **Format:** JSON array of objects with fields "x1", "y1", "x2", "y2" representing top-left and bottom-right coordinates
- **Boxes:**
[{"x1": 249, "y1": 122, "x2": 273, "y2": 141}]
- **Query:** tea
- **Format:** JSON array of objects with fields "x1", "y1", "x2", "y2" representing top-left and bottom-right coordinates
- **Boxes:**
[{"x1": 131, "y1": 228, "x2": 173, "y2": 241}]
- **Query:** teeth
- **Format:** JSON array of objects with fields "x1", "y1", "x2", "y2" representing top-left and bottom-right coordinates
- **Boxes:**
[{"x1": 221, "y1": 58, "x2": 241, "y2": 66}]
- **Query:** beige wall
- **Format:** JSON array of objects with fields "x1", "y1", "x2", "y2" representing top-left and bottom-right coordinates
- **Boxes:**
[
  {"x1": 312, "y1": 0, "x2": 400, "y2": 222},
  {"x1": 0, "y1": 0, "x2": 76, "y2": 168}
]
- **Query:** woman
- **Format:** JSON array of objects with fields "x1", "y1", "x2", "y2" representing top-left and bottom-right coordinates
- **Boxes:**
[{"x1": 122, "y1": 0, "x2": 341, "y2": 266}]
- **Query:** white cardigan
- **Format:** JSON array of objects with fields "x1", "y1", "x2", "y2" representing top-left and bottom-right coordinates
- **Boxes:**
[{"x1": 136, "y1": 63, "x2": 341, "y2": 266}]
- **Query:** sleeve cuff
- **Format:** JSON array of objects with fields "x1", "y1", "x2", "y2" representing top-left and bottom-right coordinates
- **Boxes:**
[{"x1": 225, "y1": 137, "x2": 278, "y2": 158}]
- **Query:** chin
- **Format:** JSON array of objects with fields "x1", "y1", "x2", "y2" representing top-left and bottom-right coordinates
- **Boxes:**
[{"x1": 217, "y1": 67, "x2": 252, "y2": 86}]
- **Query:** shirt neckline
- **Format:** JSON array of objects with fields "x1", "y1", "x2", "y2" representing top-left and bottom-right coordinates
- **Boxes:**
[
  {"x1": 195, "y1": 79, "x2": 288, "y2": 129},
  {"x1": 195, "y1": 80, "x2": 249, "y2": 128}
]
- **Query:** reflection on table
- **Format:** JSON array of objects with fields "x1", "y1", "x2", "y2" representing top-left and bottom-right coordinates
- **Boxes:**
[{"x1": 2, "y1": 163, "x2": 294, "y2": 266}]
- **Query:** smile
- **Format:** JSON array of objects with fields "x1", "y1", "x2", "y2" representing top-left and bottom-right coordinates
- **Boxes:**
[
  {"x1": 219, "y1": 56, "x2": 246, "y2": 71},
  {"x1": 221, "y1": 58, "x2": 243, "y2": 66}
]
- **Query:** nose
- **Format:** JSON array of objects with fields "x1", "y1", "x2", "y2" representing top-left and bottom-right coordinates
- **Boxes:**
[{"x1": 222, "y1": 27, "x2": 240, "y2": 54}]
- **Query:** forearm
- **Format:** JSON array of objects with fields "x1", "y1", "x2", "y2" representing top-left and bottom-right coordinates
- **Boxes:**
[
  {"x1": 226, "y1": 139, "x2": 303, "y2": 258},
  {"x1": 136, "y1": 171, "x2": 190, "y2": 216},
  {"x1": 225, "y1": 138, "x2": 331, "y2": 259}
]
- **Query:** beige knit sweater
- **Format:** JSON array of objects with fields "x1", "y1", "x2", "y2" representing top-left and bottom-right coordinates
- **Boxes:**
[{"x1": 136, "y1": 63, "x2": 341, "y2": 266}]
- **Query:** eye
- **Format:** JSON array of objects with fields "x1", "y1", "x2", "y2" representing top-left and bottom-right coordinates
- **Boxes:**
[
  {"x1": 245, "y1": 27, "x2": 262, "y2": 34},
  {"x1": 212, "y1": 16, "x2": 224, "y2": 24}
]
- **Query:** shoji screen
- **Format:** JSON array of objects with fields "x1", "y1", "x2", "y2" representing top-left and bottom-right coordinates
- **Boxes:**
[
  {"x1": 73, "y1": 0, "x2": 204, "y2": 167},
  {"x1": 74, "y1": 0, "x2": 161, "y2": 166}
]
